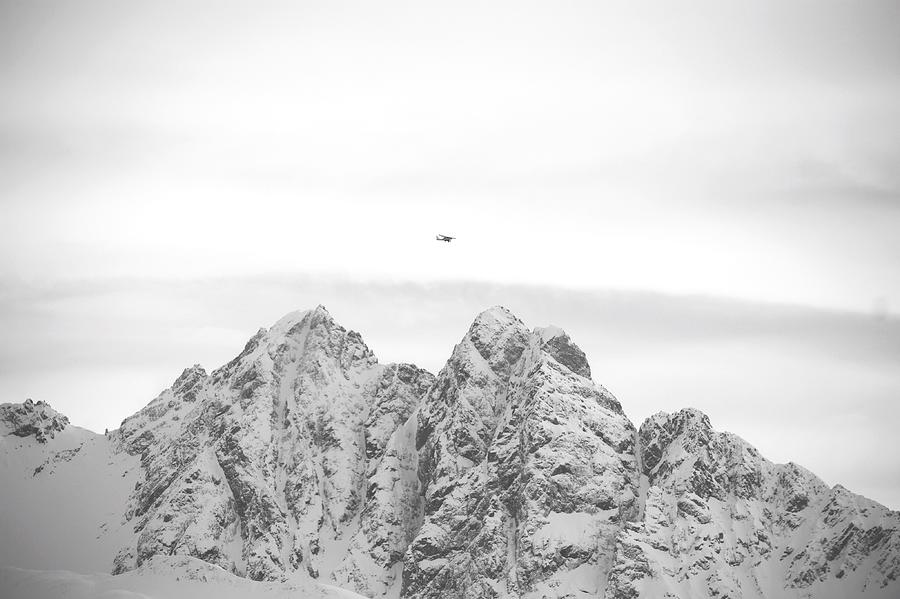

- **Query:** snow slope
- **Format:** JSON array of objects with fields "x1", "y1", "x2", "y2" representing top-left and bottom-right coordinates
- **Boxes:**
[{"x1": 0, "y1": 401, "x2": 139, "y2": 573}]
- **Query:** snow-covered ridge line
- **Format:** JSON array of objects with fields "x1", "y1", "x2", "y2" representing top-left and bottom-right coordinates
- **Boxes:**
[{"x1": 2, "y1": 304, "x2": 898, "y2": 599}]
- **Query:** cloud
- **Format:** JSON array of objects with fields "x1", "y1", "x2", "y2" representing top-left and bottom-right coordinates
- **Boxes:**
[{"x1": 2, "y1": 0, "x2": 899, "y2": 315}]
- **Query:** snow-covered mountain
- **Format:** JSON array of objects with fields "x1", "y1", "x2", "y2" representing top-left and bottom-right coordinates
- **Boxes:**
[{"x1": 1, "y1": 306, "x2": 898, "y2": 599}]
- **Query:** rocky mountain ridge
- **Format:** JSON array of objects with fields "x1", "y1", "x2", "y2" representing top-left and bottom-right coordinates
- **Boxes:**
[
  {"x1": 1, "y1": 305, "x2": 898, "y2": 599},
  {"x1": 0, "y1": 398, "x2": 69, "y2": 443}
]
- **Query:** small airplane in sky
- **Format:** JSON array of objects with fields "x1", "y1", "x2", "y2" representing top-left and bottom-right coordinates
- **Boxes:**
[{"x1": 435, "y1": 234, "x2": 455, "y2": 242}]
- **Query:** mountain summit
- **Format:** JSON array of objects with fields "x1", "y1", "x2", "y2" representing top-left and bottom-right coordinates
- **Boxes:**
[{"x1": 1, "y1": 306, "x2": 898, "y2": 599}]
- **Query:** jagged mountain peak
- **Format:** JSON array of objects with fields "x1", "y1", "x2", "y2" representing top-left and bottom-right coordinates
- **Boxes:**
[
  {"x1": 112, "y1": 305, "x2": 433, "y2": 584},
  {"x1": 0, "y1": 398, "x2": 70, "y2": 443},
  {"x1": 644, "y1": 406, "x2": 712, "y2": 431},
  {"x1": 407, "y1": 307, "x2": 637, "y2": 598},
  {"x1": 4, "y1": 306, "x2": 898, "y2": 599},
  {"x1": 470, "y1": 304, "x2": 520, "y2": 326},
  {"x1": 461, "y1": 305, "x2": 530, "y2": 373},
  {"x1": 269, "y1": 308, "x2": 313, "y2": 335},
  {"x1": 267, "y1": 304, "x2": 332, "y2": 337},
  {"x1": 265, "y1": 305, "x2": 365, "y2": 357},
  {"x1": 459, "y1": 306, "x2": 594, "y2": 382},
  {"x1": 639, "y1": 407, "x2": 768, "y2": 499},
  {"x1": 171, "y1": 364, "x2": 208, "y2": 400},
  {"x1": 210, "y1": 307, "x2": 377, "y2": 387}
]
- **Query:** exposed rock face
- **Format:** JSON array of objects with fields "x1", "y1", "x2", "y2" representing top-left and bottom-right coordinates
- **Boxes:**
[
  {"x1": 0, "y1": 399, "x2": 69, "y2": 443},
  {"x1": 3, "y1": 305, "x2": 898, "y2": 599},
  {"x1": 605, "y1": 408, "x2": 900, "y2": 599},
  {"x1": 112, "y1": 306, "x2": 434, "y2": 588},
  {"x1": 404, "y1": 307, "x2": 638, "y2": 599}
]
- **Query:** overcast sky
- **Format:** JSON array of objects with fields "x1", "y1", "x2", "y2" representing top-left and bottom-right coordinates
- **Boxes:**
[{"x1": 1, "y1": 1, "x2": 899, "y2": 508}]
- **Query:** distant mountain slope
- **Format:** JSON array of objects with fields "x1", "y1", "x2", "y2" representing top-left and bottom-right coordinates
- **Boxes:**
[{"x1": 1, "y1": 305, "x2": 897, "y2": 599}]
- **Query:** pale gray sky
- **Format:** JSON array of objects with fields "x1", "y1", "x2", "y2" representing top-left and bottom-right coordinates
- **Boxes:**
[{"x1": 1, "y1": 1, "x2": 899, "y2": 507}]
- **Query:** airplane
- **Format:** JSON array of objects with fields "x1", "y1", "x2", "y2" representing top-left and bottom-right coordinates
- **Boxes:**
[{"x1": 436, "y1": 234, "x2": 455, "y2": 242}]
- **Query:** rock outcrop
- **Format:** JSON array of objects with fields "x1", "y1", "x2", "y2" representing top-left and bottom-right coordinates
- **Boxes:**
[{"x1": 0, "y1": 398, "x2": 69, "y2": 443}]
